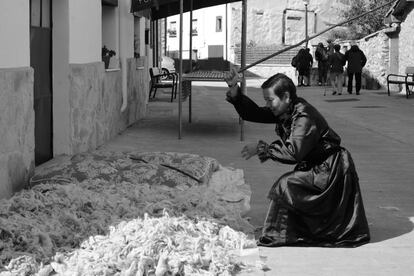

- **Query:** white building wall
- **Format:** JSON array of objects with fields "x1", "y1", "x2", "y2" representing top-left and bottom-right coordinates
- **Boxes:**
[
  {"x1": 166, "y1": 5, "x2": 227, "y2": 59},
  {"x1": 119, "y1": 0, "x2": 135, "y2": 112},
  {"x1": 69, "y1": 0, "x2": 101, "y2": 63},
  {"x1": 0, "y1": 0, "x2": 30, "y2": 68},
  {"x1": 119, "y1": 0, "x2": 135, "y2": 59}
]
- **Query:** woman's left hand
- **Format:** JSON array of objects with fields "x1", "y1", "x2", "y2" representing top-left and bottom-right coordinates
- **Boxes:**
[
  {"x1": 224, "y1": 67, "x2": 240, "y2": 88},
  {"x1": 241, "y1": 143, "x2": 258, "y2": 160}
]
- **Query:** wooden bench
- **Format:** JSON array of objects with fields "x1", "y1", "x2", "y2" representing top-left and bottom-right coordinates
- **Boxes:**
[
  {"x1": 387, "y1": 67, "x2": 414, "y2": 99},
  {"x1": 149, "y1": 67, "x2": 178, "y2": 102}
]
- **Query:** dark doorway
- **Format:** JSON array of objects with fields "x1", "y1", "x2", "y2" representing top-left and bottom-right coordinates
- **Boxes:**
[{"x1": 30, "y1": 0, "x2": 53, "y2": 165}]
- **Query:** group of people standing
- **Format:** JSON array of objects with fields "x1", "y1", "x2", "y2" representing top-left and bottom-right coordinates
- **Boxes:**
[{"x1": 293, "y1": 41, "x2": 367, "y2": 95}]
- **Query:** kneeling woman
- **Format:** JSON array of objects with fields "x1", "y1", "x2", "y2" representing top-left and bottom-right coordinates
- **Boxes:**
[{"x1": 224, "y1": 71, "x2": 370, "y2": 247}]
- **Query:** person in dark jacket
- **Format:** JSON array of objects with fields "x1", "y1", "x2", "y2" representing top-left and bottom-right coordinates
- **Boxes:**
[
  {"x1": 315, "y1": 42, "x2": 329, "y2": 86},
  {"x1": 295, "y1": 48, "x2": 313, "y2": 87},
  {"x1": 224, "y1": 70, "x2": 370, "y2": 247},
  {"x1": 328, "y1": 44, "x2": 346, "y2": 95},
  {"x1": 345, "y1": 45, "x2": 367, "y2": 95}
]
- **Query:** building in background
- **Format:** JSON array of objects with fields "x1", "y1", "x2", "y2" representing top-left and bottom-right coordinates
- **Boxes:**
[
  {"x1": 166, "y1": 5, "x2": 229, "y2": 62},
  {"x1": 164, "y1": 0, "x2": 350, "y2": 77},
  {"x1": 229, "y1": 0, "x2": 351, "y2": 47}
]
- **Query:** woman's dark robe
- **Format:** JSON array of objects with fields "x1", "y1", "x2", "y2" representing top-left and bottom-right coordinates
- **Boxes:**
[{"x1": 228, "y1": 93, "x2": 370, "y2": 247}]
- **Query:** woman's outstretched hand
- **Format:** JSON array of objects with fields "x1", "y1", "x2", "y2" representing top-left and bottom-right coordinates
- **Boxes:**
[
  {"x1": 241, "y1": 143, "x2": 258, "y2": 160},
  {"x1": 224, "y1": 68, "x2": 241, "y2": 100},
  {"x1": 224, "y1": 67, "x2": 240, "y2": 87}
]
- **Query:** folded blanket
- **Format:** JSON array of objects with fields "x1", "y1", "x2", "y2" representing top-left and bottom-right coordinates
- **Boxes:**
[{"x1": 129, "y1": 151, "x2": 219, "y2": 184}]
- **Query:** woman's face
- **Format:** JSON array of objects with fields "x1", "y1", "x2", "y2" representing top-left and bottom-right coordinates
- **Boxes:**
[{"x1": 262, "y1": 87, "x2": 290, "y2": 117}]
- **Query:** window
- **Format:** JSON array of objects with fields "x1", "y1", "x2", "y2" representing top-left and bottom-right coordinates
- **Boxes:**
[
  {"x1": 255, "y1": 9, "x2": 264, "y2": 16},
  {"x1": 30, "y1": 0, "x2": 51, "y2": 27},
  {"x1": 102, "y1": 4, "x2": 118, "y2": 69},
  {"x1": 216, "y1": 16, "x2": 222, "y2": 32},
  {"x1": 192, "y1": 19, "x2": 198, "y2": 36},
  {"x1": 168, "y1": 21, "x2": 177, "y2": 37}
]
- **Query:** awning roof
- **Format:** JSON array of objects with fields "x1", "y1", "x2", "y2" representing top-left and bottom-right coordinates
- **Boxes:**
[
  {"x1": 385, "y1": 0, "x2": 414, "y2": 17},
  {"x1": 131, "y1": 0, "x2": 240, "y2": 19},
  {"x1": 384, "y1": 0, "x2": 414, "y2": 25},
  {"x1": 102, "y1": 0, "x2": 118, "y2": 7}
]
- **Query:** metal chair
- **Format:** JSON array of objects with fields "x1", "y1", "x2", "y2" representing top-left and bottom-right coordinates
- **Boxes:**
[{"x1": 149, "y1": 67, "x2": 178, "y2": 102}]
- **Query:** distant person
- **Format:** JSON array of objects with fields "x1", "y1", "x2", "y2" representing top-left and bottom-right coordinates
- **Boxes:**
[
  {"x1": 223, "y1": 70, "x2": 370, "y2": 247},
  {"x1": 328, "y1": 44, "x2": 346, "y2": 95},
  {"x1": 345, "y1": 45, "x2": 367, "y2": 95},
  {"x1": 306, "y1": 48, "x2": 313, "y2": 86},
  {"x1": 315, "y1": 42, "x2": 329, "y2": 86},
  {"x1": 327, "y1": 39, "x2": 335, "y2": 56},
  {"x1": 295, "y1": 48, "x2": 313, "y2": 87}
]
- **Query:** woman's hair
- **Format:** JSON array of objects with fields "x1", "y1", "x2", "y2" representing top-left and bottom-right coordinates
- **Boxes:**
[{"x1": 261, "y1": 73, "x2": 297, "y2": 100}]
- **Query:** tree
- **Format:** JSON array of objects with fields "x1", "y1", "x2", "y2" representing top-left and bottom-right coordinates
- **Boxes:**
[{"x1": 342, "y1": 0, "x2": 393, "y2": 39}]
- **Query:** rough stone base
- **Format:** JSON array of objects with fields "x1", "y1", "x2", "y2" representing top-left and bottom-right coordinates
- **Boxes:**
[
  {"x1": 0, "y1": 67, "x2": 35, "y2": 199},
  {"x1": 68, "y1": 59, "x2": 149, "y2": 154},
  {"x1": 127, "y1": 57, "x2": 149, "y2": 124}
]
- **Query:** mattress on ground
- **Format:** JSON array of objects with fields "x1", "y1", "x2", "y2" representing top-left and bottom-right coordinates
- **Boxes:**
[{"x1": 30, "y1": 150, "x2": 220, "y2": 188}]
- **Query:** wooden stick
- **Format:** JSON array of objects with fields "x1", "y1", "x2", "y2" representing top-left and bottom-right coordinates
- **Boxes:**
[{"x1": 238, "y1": 0, "x2": 395, "y2": 73}]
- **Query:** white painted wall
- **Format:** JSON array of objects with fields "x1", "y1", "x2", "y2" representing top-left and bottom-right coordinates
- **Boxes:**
[
  {"x1": 119, "y1": 0, "x2": 135, "y2": 59},
  {"x1": 53, "y1": 0, "x2": 71, "y2": 155},
  {"x1": 0, "y1": 0, "x2": 30, "y2": 68},
  {"x1": 119, "y1": 0, "x2": 135, "y2": 112},
  {"x1": 69, "y1": 0, "x2": 101, "y2": 63},
  {"x1": 133, "y1": 17, "x2": 146, "y2": 56}
]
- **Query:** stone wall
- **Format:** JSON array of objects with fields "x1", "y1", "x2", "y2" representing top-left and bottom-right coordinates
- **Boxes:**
[
  {"x1": 69, "y1": 63, "x2": 110, "y2": 153},
  {"x1": 352, "y1": 6, "x2": 414, "y2": 91},
  {"x1": 398, "y1": 7, "x2": 414, "y2": 76},
  {"x1": 127, "y1": 57, "x2": 149, "y2": 124},
  {"x1": 68, "y1": 58, "x2": 149, "y2": 154},
  {"x1": 230, "y1": 0, "x2": 350, "y2": 47},
  {"x1": 357, "y1": 31, "x2": 390, "y2": 88},
  {"x1": 0, "y1": 68, "x2": 35, "y2": 199}
]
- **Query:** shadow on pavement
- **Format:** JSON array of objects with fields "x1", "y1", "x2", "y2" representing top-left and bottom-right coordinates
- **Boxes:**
[{"x1": 368, "y1": 210, "x2": 414, "y2": 243}]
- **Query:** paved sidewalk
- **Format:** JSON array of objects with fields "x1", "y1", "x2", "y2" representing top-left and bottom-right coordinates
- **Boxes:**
[{"x1": 100, "y1": 81, "x2": 414, "y2": 275}]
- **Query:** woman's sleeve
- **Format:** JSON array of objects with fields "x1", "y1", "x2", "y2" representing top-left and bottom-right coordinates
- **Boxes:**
[
  {"x1": 227, "y1": 87, "x2": 277, "y2": 123},
  {"x1": 256, "y1": 114, "x2": 320, "y2": 164}
]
